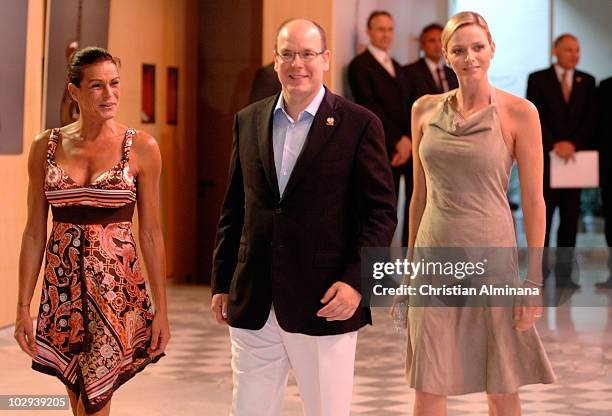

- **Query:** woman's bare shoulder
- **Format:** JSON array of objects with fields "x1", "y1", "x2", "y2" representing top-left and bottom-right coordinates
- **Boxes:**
[
  {"x1": 413, "y1": 92, "x2": 448, "y2": 113},
  {"x1": 412, "y1": 92, "x2": 448, "y2": 126},
  {"x1": 496, "y1": 88, "x2": 538, "y2": 118},
  {"x1": 130, "y1": 130, "x2": 161, "y2": 173},
  {"x1": 30, "y1": 129, "x2": 53, "y2": 156},
  {"x1": 131, "y1": 130, "x2": 159, "y2": 154}
]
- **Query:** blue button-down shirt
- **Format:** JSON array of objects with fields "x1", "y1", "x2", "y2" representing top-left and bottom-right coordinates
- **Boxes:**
[{"x1": 272, "y1": 85, "x2": 325, "y2": 196}]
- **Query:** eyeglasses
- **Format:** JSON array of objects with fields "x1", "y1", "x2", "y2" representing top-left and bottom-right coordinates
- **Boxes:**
[{"x1": 275, "y1": 49, "x2": 326, "y2": 62}]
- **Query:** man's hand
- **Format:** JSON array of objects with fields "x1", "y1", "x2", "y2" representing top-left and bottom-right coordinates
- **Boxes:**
[
  {"x1": 316, "y1": 281, "x2": 362, "y2": 321},
  {"x1": 211, "y1": 294, "x2": 229, "y2": 325},
  {"x1": 553, "y1": 140, "x2": 576, "y2": 163},
  {"x1": 390, "y1": 136, "x2": 412, "y2": 167}
]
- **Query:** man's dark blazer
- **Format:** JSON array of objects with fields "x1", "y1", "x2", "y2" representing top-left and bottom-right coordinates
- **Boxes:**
[
  {"x1": 596, "y1": 77, "x2": 612, "y2": 183},
  {"x1": 212, "y1": 88, "x2": 397, "y2": 336},
  {"x1": 347, "y1": 49, "x2": 410, "y2": 155},
  {"x1": 248, "y1": 63, "x2": 281, "y2": 104},
  {"x1": 526, "y1": 66, "x2": 597, "y2": 158},
  {"x1": 596, "y1": 77, "x2": 612, "y2": 250},
  {"x1": 403, "y1": 58, "x2": 458, "y2": 133}
]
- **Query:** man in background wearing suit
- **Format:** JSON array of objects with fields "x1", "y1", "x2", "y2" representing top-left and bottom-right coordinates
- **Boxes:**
[
  {"x1": 211, "y1": 18, "x2": 396, "y2": 415},
  {"x1": 404, "y1": 23, "x2": 458, "y2": 120},
  {"x1": 249, "y1": 62, "x2": 281, "y2": 103},
  {"x1": 348, "y1": 10, "x2": 411, "y2": 244},
  {"x1": 595, "y1": 77, "x2": 612, "y2": 288},
  {"x1": 527, "y1": 33, "x2": 597, "y2": 288}
]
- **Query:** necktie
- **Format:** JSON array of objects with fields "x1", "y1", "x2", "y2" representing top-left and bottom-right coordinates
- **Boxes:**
[
  {"x1": 384, "y1": 55, "x2": 396, "y2": 78},
  {"x1": 561, "y1": 70, "x2": 571, "y2": 103},
  {"x1": 436, "y1": 66, "x2": 445, "y2": 92}
]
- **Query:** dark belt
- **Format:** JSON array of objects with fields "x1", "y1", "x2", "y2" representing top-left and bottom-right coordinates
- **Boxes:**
[{"x1": 51, "y1": 202, "x2": 135, "y2": 225}]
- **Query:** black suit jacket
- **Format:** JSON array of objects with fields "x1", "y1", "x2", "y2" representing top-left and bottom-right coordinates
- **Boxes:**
[
  {"x1": 403, "y1": 58, "x2": 458, "y2": 134},
  {"x1": 596, "y1": 77, "x2": 612, "y2": 182},
  {"x1": 249, "y1": 63, "x2": 281, "y2": 104},
  {"x1": 212, "y1": 88, "x2": 397, "y2": 335},
  {"x1": 526, "y1": 66, "x2": 597, "y2": 157},
  {"x1": 348, "y1": 50, "x2": 410, "y2": 155}
]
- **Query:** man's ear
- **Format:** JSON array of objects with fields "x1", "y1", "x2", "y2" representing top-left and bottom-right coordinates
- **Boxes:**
[
  {"x1": 273, "y1": 51, "x2": 279, "y2": 72},
  {"x1": 323, "y1": 49, "x2": 331, "y2": 71}
]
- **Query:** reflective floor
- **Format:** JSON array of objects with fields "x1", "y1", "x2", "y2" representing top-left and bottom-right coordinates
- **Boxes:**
[{"x1": 1, "y1": 277, "x2": 612, "y2": 415}]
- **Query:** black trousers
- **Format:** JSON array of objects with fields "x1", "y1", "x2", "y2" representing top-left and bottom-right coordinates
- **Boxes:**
[
  {"x1": 392, "y1": 160, "x2": 413, "y2": 246},
  {"x1": 543, "y1": 183, "x2": 581, "y2": 282},
  {"x1": 602, "y1": 178, "x2": 612, "y2": 272}
]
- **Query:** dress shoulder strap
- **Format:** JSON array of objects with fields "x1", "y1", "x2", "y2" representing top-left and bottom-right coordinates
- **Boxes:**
[
  {"x1": 47, "y1": 128, "x2": 61, "y2": 163},
  {"x1": 122, "y1": 128, "x2": 136, "y2": 163}
]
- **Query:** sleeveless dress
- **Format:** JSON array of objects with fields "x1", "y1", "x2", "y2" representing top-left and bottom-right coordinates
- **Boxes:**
[
  {"x1": 406, "y1": 89, "x2": 556, "y2": 395},
  {"x1": 32, "y1": 128, "x2": 163, "y2": 413}
]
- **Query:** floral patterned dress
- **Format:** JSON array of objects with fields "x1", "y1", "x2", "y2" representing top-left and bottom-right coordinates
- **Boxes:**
[{"x1": 32, "y1": 128, "x2": 163, "y2": 413}]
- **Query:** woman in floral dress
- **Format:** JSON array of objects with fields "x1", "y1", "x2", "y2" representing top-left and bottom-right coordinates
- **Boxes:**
[{"x1": 14, "y1": 47, "x2": 170, "y2": 415}]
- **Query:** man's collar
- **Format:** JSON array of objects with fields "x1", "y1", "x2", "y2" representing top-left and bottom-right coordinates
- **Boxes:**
[
  {"x1": 554, "y1": 64, "x2": 574, "y2": 78},
  {"x1": 424, "y1": 57, "x2": 444, "y2": 71},
  {"x1": 274, "y1": 85, "x2": 326, "y2": 121},
  {"x1": 368, "y1": 44, "x2": 391, "y2": 62}
]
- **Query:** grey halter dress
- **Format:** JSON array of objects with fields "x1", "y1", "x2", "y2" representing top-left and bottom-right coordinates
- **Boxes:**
[{"x1": 406, "y1": 88, "x2": 556, "y2": 395}]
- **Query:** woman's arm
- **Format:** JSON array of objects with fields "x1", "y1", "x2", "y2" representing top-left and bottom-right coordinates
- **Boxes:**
[
  {"x1": 132, "y1": 132, "x2": 170, "y2": 357},
  {"x1": 514, "y1": 100, "x2": 546, "y2": 259},
  {"x1": 390, "y1": 96, "x2": 431, "y2": 319},
  {"x1": 14, "y1": 131, "x2": 51, "y2": 357},
  {"x1": 513, "y1": 99, "x2": 546, "y2": 331},
  {"x1": 407, "y1": 96, "x2": 430, "y2": 255}
]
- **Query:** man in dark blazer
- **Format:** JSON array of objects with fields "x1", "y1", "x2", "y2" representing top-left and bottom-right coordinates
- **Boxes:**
[
  {"x1": 404, "y1": 23, "x2": 458, "y2": 132},
  {"x1": 527, "y1": 33, "x2": 597, "y2": 288},
  {"x1": 595, "y1": 77, "x2": 612, "y2": 288},
  {"x1": 348, "y1": 10, "x2": 411, "y2": 244},
  {"x1": 211, "y1": 18, "x2": 396, "y2": 415},
  {"x1": 248, "y1": 62, "x2": 281, "y2": 103}
]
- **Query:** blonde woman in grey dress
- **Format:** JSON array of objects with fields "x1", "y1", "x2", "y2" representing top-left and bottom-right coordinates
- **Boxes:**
[{"x1": 407, "y1": 12, "x2": 555, "y2": 415}]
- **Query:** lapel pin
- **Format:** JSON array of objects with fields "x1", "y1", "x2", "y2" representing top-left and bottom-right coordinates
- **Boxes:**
[
  {"x1": 576, "y1": 76, "x2": 582, "y2": 83},
  {"x1": 325, "y1": 117, "x2": 335, "y2": 126}
]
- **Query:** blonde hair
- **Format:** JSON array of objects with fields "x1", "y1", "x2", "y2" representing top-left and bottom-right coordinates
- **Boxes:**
[{"x1": 441, "y1": 11, "x2": 492, "y2": 50}]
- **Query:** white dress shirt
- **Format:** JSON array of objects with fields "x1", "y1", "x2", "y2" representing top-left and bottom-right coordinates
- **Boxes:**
[
  {"x1": 272, "y1": 85, "x2": 325, "y2": 196},
  {"x1": 425, "y1": 57, "x2": 449, "y2": 92},
  {"x1": 367, "y1": 44, "x2": 396, "y2": 77},
  {"x1": 554, "y1": 64, "x2": 574, "y2": 91}
]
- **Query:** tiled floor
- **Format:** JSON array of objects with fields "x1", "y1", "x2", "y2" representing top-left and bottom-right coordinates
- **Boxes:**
[{"x1": 2, "y1": 277, "x2": 612, "y2": 415}]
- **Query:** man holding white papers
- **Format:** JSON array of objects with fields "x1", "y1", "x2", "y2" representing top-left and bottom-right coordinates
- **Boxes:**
[{"x1": 527, "y1": 33, "x2": 597, "y2": 288}]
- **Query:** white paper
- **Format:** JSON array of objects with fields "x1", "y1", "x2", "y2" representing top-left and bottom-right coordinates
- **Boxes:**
[{"x1": 550, "y1": 150, "x2": 599, "y2": 189}]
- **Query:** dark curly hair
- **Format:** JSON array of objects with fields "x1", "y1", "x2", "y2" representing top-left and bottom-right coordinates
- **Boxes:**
[{"x1": 68, "y1": 46, "x2": 121, "y2": 87}]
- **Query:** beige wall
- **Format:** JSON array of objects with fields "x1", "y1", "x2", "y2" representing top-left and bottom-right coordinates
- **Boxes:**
[
  {"x1": 107, "y1": 0, "x2": 198, "y2": 283},
  {"x1": 262, "y1": 0, "x2": 335, "y2": 89},
  {"x1": 0, "y1": 0, "x2": 45, "y2": 327},
  {"x1": 0, "y1": 0, "x2": 197, "y2": 327},
  {"x1": 262, "y1": 0, "x2": 448, "y2": 96}
]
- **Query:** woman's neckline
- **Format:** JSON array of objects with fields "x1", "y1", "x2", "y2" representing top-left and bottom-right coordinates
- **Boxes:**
[
  {"x1": 448, "y1": 87, "x2": 496, "y2": 121},
  {"x1": 50, "y1": 129, "x2": 132, "y2": 188}
]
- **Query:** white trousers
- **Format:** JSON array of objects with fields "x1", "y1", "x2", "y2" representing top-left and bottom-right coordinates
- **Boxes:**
[{"x1": 229, "y1": 308, "x2": 358, "y2": 416}]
